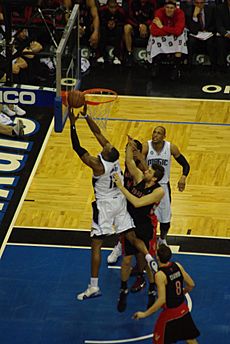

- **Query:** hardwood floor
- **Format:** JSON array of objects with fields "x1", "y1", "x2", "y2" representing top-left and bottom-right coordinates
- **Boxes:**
[{"x1": 15, "y1": 96, "x2": 230, "y2": 237}]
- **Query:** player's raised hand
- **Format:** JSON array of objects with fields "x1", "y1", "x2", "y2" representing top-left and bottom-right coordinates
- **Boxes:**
[
  {"x1": 113, "y1": 173, "x2": 122, "y2": 189},
  {"x1": 79, "y1": 104, "x2": 87, "y2": 117},
  {"x1": 68, "y1": 108, "x2": 79, "y2": 125}
]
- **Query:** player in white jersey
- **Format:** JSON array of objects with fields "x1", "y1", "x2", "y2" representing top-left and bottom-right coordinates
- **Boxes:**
[
  {"x1": 142, "y1": 126, "x2": 190, "y2": 245},
  {"x1": 68, "y1": 105, "x2": 157, "y2": 300}
]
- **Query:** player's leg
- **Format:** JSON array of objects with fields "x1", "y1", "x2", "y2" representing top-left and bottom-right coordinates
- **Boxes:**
[
  {"x1": 107, "y1": 237, "x2": 122, "y2": 264},
  {"x1": 130, "y1": 252, "x2": 146, "y2": 293},
  {"x1": 77, "y1": 200, "x2": 113, "y2": 301},
  {"x1": 155, "y1": 184, "x2": 171, "y2": 245},
  {"x1": 77, "y1": 236, "x2": 103, "y2": 300},
  {"x1": 117, "y1": 253, "x2": 132, "y2": 312}
]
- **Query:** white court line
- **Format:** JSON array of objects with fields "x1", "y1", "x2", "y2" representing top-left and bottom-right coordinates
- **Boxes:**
[
  {"x1": 0, "y1": 118, "x2": 54, "y2": 259},
  {"x1": 6, "y1": 242, "x2": 230, "y2": 257},
  {"x1": 118, "y1": 95, "x2": 230, "y2": 102},
  {"x1": 84, "y1": 294, "x2": 192, "y2": 344},
  {"x1": 12, "y1": 227, "x2": 230, "y2": 240}
]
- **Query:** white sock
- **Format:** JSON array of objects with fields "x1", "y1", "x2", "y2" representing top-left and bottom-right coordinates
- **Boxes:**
[
  {"x1": 90, "y1": 277, "x2": 98, "y2": 288},
  {"x1": 145, "y1": 253, "x2": 153, "y2": 264}
]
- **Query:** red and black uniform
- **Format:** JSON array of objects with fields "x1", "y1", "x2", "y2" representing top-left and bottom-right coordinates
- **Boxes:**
[
  {"x1": 123, "y1": 179, "x2": 160, "y2": 256},
  {"x1": 150, "y1": 7, "x2": 185, "y2": 37},
  {"x1": 153, "y1": 262, "x2": 200, "y2": 344},
  {"x1": 127, "y1": 0, "x2": 156, "y2": 28},
  {"x1": 124, "y1": 166, "x2": 158, "y2": 256},
  {"x1": 98, "y1": 4, "x2": 126, "y2": 59}
]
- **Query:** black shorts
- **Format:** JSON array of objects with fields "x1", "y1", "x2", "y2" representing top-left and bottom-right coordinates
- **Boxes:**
[
  {"x1": 123, "y1": 221, "x2": 153, "y2": 256},
  {"x1": 164, "y1": 312, "x2": 200, "y2": 343}
]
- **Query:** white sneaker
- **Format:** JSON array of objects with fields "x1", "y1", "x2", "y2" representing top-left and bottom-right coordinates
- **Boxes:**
[
  {"x1": 107, "y1": 242, "x2": 122, "y2": 264},
  {"x1": 158, "y1": 238, "x2": 168, "y2": 247},
  {"x1": 77, "y1": 285, "x2": 101, "y2": 301},
  {"x1": 0, "y1": 112, "x2": 13, "y2": 125},
  {"x1": 113, "y1": 57, "x2": 121, "y2": 65},
  {"x1": 13, "y1": 105, "x2": 26, "y2": 116},
  {"x1": 97, "y1": 56, "x2": 104, "y2": 63},
  {"x1": 13, "y1": 119, "x2": 24, "y2": 137},
  {"x1": 2, "y1": 105, "x2": 16, "y2": 117}
]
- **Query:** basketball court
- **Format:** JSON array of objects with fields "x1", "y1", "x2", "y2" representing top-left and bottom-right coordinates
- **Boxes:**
[{"x1": 0, "y1": 3, "x2": 230, "y2": 344}]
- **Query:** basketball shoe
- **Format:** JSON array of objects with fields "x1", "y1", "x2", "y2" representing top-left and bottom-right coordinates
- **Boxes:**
[
  {"x1": 77, "y1": 285, "x2": 101, "y2": 301},
  {"x1": 117, "y1": 288, "x2": 128, "y2": 312},
  {"x1": 158, "y1": 237, "x2": 167, "y2": 247},
  {"x1": 107, "y1": 242, "x2": 122, "y2": 264},
  {"x1": 130, "y1": 275, "x2": 146, "y2": 293}
]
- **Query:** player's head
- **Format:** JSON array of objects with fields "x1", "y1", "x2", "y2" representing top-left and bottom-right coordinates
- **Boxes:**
[
  {"x1": 152, "y1": 126, "x2": 166, "y2": 144},
  {"x1": 164, "y1": 0, "x2": 177, "y2": 17},
  {"x1": 193, "y1": 0, "x2": 205, "y2": 10},
  {"x1": 107, "y1": 0, "x2": 118, "y2": 14},
  {"x1": 102, "y1": 143, "x2": 119, "y2": 162},
  {"x1": 157, "y1": 244, "x2": 172, "y2": 264},
  {"x1": 143, "y1": 163, "x2": 164, "y2": 183}
]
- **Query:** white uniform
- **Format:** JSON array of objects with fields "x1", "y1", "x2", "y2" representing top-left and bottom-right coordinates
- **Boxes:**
[
  {"x1": 146, "y1": 140, "x2": 172, "y2": 223},
  {"x1": 91, "y1": 154, "x2": 135, "y2": 237}
]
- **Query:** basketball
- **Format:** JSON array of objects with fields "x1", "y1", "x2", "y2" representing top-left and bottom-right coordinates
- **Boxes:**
[{"x1": 68, "y1": 90, "x2": 85, "y2": 108}]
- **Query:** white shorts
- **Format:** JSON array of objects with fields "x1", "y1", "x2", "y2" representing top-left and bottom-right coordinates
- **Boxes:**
[
  {"x1": 91, "y1": 194, "x2": 135, "y2": 237},
  {"x1": 155, "y1": 183, "x2": 171, "y2": 223}
]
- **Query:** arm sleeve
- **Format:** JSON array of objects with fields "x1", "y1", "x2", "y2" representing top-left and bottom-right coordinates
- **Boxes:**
[
  {"x1": 70, "y1": 125, "x2": 88, "y2": 158},
  {"x1": 175, "y1": 154, "x2": 190, "y2": 176},
  {"x1": 162, "y1": 10, "x2": 185, "y2": 36}
]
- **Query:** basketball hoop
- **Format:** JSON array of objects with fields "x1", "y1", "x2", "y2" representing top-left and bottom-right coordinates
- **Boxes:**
[{"x1": 83, "y1": 88, "x2": 118, "y2": 130}]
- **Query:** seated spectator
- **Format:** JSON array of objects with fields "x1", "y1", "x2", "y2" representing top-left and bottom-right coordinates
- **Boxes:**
[
  {"x1": 184, "y1": 0, "x2": 216, "y2": 69},
  {"x1": 216, "y1": 0, "x2": 230, "y2": 72},
  {"x1": 70, "y1": 0, "x2": 100, "y2": 57},
  {"x1": 2, "y1": 104, "x2": 26, "y2": 117},
  {"x1": 13, "y1": 28, "x2": 44, "y2": 84},
  {"x1": 97, "y1": 0, "x2": 126, "y2": 64},
  {"x1": 124, "y1": 0, "x2": 156, "y2": 66},
  {"x1": 0, "y1": 110, "x2": 25, "y2": 138},
  {"x1": 147, "y1": 0, "x2": 187, "y2": 79}
]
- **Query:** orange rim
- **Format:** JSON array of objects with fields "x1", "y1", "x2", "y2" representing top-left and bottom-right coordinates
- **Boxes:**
[{"x1": 83, "y1": 88, "x2": 118, "y2": 105}]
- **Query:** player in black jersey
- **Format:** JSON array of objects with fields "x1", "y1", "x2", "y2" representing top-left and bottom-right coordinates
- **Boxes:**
[
  {"x1": 133, "y1": 245, "x2": 200, "y2": 344},
  {"x1": 113, "y1": 137, "x2": 165, "y2": 312}
]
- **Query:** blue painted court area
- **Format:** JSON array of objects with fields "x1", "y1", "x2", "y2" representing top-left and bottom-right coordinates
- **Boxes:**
[{"x1": 0, "y1": 245, "x2": 229, "y2": 344}]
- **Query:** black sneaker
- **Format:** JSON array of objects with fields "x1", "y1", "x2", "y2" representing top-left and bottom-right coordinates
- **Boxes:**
[
  {"x1": 147, "y1": 289, "x2": 157, "y2": 309},
  {"x1": 117, "y1": 288, "x2": 128, "y2": 312},
  {"x1": 170, "y1": 65, "x2": 181, "y2": 80},
  {"x1": 125, "y1": 52, "x2": 133, "y2": 67},
  {"x1": 151, "y1": 63, "x2": 159, "y2": 78}
]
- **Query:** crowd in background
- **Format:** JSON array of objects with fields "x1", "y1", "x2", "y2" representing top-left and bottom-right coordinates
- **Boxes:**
[{"x1": 0, "y1": 0, "x2": 229, "y2": 84}]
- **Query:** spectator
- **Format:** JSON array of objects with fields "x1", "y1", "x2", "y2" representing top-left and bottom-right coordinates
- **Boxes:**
[
  {"x1": 70, "y1": 0, "x2": 100, "y2": 52},
  {"x1": 124, "y1": 0, "x2": 156, "y2": 66},
  {"x1": 97, "y1": 0, "x2": 126, "y2": 64},
  {"x1": 216, "y1": 0, "x2": 230, "y2": 72},
  {"x1": 147, "y1": 0, "x2": 188, "y2": 79},
  {"x1": 185, "y1": 0, "x2": 217, "y2": 69},
  {"x1": 13, "y1": 28, "x2": 43, "y2": 84},
  {"x1": 0, "y1": 107, "x2": 25, "y2": 137}
]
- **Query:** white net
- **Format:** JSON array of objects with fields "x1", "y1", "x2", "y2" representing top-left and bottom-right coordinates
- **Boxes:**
[{"x1": 83, "y1": 88, "x2": 118, "y2": 130}]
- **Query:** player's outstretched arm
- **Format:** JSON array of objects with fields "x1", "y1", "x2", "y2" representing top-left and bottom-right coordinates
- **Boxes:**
[
  {"x1": 133, "y1": 271, "x2": 166, "y2": 319},
  {"x1": 80, "y1": 104, "x2": 110, "y2": 148},
  {"x1": 113, "y1": 173, "x2": 164, "y2": 207},
  {"x1": 69, "y1": 109, "x2": 104, "y2": 174},
  {"x1": 126, "y1": 139, "x2": 143, "y2": 184}
]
